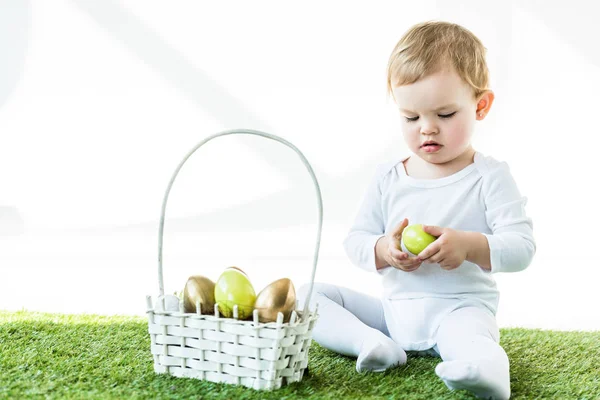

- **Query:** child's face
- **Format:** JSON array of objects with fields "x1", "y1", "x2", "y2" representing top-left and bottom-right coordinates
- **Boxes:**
[{"x1": 392, "y1": 68, "x2": 479, "y2": 165}]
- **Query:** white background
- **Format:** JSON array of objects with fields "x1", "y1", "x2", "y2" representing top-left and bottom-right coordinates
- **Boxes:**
[{"x1": 1, "y1": 0, "x2": 599, "y2": 331}]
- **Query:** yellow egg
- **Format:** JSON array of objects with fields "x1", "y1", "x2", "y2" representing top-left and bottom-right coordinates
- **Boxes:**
[
  {"x1": 182, "y1": 275, "x2": 215, "y2": 314},
  {"x1": 214, "y1": 266, "x2": 256, "y2": 320},
  {"x1": 254, "y1": 278, "x2": 296, "y2": 323}
]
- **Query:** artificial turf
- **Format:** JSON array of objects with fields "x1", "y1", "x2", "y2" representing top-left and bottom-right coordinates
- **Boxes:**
[{"x1": 1, "y1": 310, "x2": 598, "y2": 399}]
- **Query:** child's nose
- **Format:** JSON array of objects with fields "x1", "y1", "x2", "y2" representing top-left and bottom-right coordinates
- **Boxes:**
[{"x1": 420, "y1": 120, "x2": 439, "y2": 135}]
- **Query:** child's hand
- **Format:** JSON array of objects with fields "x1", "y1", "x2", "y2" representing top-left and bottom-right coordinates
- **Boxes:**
[
  {"x1": 417, "y1": 225, "x2": 468, "y2": 270},
  {"x1": 385, "y1": 218, "x2": 422, "y2": 272}
]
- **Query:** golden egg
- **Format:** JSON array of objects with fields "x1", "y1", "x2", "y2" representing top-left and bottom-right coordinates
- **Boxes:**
[
  {"x1": 182, "y1": 275, "x2": 215, "y2": 314},
  {"x1": 254, "y1": 278, "x2": 296, "y2": 323}
]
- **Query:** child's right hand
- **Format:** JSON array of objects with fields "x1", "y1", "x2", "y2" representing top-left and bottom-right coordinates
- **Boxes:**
[{"x1": 385, "y1": 218, "x2": 422, "y2": 272}]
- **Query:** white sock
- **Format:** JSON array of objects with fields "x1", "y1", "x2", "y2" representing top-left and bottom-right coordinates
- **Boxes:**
[
  {"x1": 356, "y1": 332, "x2": 407, "y2": 373},
  {"x1": 435, "y1": 360, "x2": 510, "y2": 400}
]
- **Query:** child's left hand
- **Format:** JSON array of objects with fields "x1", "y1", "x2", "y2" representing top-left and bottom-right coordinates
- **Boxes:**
[{"x1": 416, "y1": 225, "x2": 468, "y2": 270}]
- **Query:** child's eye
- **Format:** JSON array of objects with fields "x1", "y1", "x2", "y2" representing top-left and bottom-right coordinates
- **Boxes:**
[
  {"x1": 404, "y1": 116, "x2": 419, "y2": 122},
  {"x1": 439, "y1": 112, "x2": 456, "y2": 119}
]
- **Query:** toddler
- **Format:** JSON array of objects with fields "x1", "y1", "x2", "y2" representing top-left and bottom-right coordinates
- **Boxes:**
[{"x1": 298, "y1": 21, "x2": 535, "y2": 400}]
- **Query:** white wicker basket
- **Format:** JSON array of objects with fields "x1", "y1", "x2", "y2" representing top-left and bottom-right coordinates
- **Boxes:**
[{"x1": 146, "y1": 129, "x2": 322, "y2": 391}]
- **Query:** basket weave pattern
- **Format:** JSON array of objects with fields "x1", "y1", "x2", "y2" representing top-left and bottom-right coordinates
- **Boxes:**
[
  {"x1": 146, "y1": 301, "x2": 319, "y2": 390},
  {"x1": 146, "y1": 129, "x2": 323, "y2": 390}
]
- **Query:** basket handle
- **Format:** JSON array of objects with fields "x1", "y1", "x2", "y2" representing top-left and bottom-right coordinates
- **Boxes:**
[{"x1": 158, "y1": 128, "x2": 323, "y2": 321}]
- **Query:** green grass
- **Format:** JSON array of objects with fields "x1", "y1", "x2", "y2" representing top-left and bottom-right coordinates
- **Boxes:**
[{"x1": 1, "y1": 310, "x2": 598, "y2": 399}]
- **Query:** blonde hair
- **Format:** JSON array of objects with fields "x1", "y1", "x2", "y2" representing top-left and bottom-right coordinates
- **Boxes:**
[{"x1": 386, "y1": 21, "x2": 489, "y2": 100}]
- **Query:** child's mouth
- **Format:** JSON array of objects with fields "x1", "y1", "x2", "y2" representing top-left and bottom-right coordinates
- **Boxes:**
[{"x1": 421, "y1": 143, "x2": 442, "y2": 152}]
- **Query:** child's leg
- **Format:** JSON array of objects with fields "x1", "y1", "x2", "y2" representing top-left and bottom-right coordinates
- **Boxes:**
[
  {"x1": 433, "y1": 306, "x2": 510, "y2": 400},
  {"x1": 297, "y1": 282, "x2": 407, "y2": 372}
]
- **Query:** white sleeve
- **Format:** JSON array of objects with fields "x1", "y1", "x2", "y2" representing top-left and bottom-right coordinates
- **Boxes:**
[
  {"x1": 481, "y1": 162, "x2": 536, "y2": 273},
  {"x1": 342, "y1": 164, "x2": 389, "y2": 274}
]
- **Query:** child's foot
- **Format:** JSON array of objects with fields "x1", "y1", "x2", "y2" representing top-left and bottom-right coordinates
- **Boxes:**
[
  {"x1": 356, "y1": 333, "x2": 407, "y2": 373},
  {"x1": 435, "y1": 360, "x2": 510, "y2": 400}
]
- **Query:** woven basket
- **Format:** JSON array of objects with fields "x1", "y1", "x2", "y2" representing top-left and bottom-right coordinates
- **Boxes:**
[{"x1": 146, "y1": 129, "x2": 322, "y2": 391}]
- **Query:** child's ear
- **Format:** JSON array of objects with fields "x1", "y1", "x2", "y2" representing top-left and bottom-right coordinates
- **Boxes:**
[{"x1": 476, "y1": 90, "x2": 495, "y2": 120}]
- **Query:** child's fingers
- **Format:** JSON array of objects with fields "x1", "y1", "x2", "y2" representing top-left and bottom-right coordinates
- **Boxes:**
[
  {"x1": 391, "y1": 253, "x2": 421, "y2": 270},
  {"x1": 388, "y1": 238, "x2": 402, "y2": 251},
  {"x1": 395, "y1": 259, "x2": 422, "y2": 271},
  {"x1": 399, "y1": 257, "x2": 421, "y2": 266},
  {"x1": 390, "y1": 249, "x2": 416, "y2": 265},
  {"x1": 392, "y1": 218, "x2": 408, "y2": 240},
  {"x1": 389, "y1": 246, "x2": 422, "y2": 270},
  {"x1": 389, "y1": 247, "x2": 407, "y2": 260},
  {"x1": 399, "y1": 263, "x2": 421, "y2": 272},
  {"x1": 417, "y1": 242, "x2": 440, "y2": 261},
  {"x1": 390, "y1": 248, "x2": 418, "y2": 263}
]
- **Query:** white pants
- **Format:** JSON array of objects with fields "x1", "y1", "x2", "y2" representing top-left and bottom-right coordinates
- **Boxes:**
[{"x1": 299, "y1": 282, "x2": 506, "y2": 364}]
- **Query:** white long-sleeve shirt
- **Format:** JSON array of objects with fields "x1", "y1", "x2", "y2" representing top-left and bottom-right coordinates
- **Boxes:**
[{"x1": 343, "y1": 152, "x2": 536, "y2": 313}]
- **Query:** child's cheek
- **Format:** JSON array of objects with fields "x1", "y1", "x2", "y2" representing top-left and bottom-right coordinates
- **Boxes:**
[
  {"x1": 402, "y1": 127, "x2": 420, "y2": 148},
  {"x1": 412, "y1": 128, "x2": 423, "y2": 150},
  {"x1": 446, "y1": 118, "x2": 472, "y2": 147}
]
